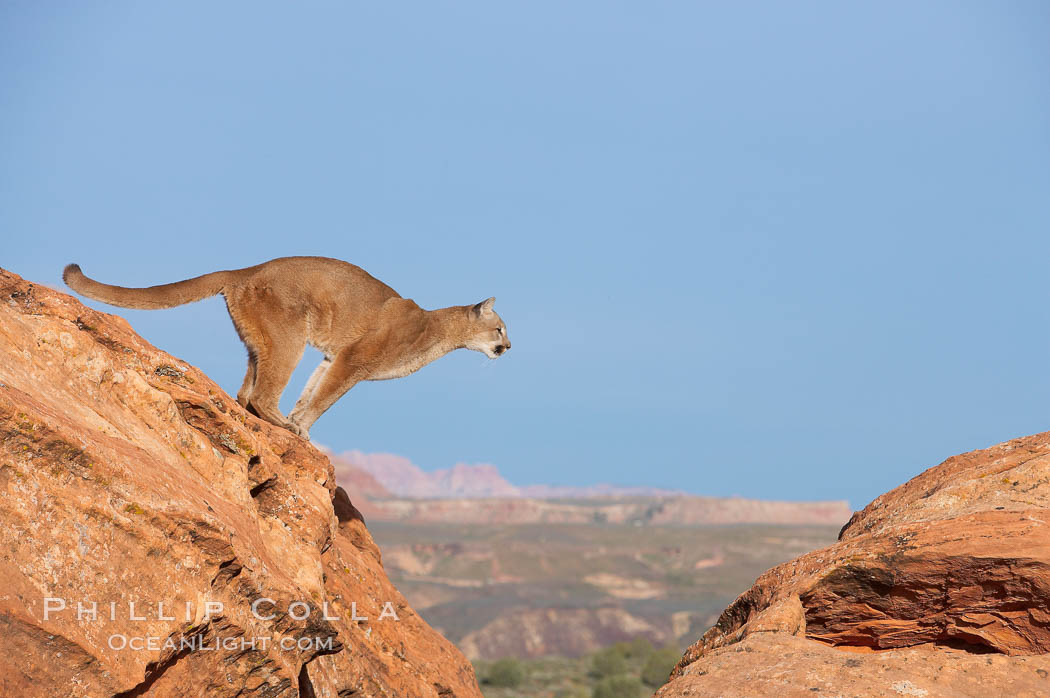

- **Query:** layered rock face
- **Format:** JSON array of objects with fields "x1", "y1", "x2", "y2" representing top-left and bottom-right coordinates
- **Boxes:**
[
  {"x1": 0, "y1": 270, "x2": 481, "y2": 697},
  {"x1": 659, "y1": 431, "x2": 1050, "y2": 697}
]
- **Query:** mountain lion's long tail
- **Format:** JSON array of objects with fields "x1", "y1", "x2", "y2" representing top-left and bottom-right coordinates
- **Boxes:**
[{"x1": 62, "y1": 264, "x2": 238, "y2": 310}]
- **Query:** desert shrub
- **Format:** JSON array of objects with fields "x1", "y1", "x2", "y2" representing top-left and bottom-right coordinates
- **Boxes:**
[
  {"x1": 618, "y1": 637, "x2": 654, "y2": 660},
  {"x1": 641, "y1": 645, "x2": 681, "y2": 687},
  {"x1": 589, "y1": 646, "x2": 628, "y2": 678},
  {"x1": 592, "y1": 675, "x2": 645, "y2": 698},
  {"x1": 485, "y1": 657, "x2": 526, "y2": 687},
  {"x1": 555, "y1": 687, "x2": 591, "y2": 698}
]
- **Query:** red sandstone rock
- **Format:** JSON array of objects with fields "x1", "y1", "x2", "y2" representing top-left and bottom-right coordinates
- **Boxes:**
[
  {"x1": 659, "y1": 431, "x2": 1050, "y2": 697},
  {"x1": 0, "y1": 269, "x2": 481, "y2": 697},
  {"x1": 658, "y1": 632, "x2": 1050, "y2": 698}
]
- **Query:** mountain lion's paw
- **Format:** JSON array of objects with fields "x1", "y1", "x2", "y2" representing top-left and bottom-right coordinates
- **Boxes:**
[{"x1": 287, "y1": 418, "x2": 309, "y2": 440}]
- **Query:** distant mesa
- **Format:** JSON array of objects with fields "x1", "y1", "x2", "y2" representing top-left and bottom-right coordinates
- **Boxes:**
[
  {"x1": 459, "y1": 607, "x2": 668, "y2": 661},
  {"x1": 329, "y1": 450, "x2": 853, "y2": 527},
  {"x1": 335, "y1": 450, "x2": 522, "y2": 498},
  {"x1": 331, "y1": 449, "x2": 685, "y2": 499}
]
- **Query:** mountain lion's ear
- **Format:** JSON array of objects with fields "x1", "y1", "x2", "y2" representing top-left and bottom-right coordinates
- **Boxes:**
[{"x1": 472, "y1": 297, "x2": 496, "y2": 318}]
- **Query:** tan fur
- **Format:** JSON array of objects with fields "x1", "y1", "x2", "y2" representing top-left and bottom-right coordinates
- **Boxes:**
[{"x1": 63, "y1": 257, "x2": 510, "y2": 438}]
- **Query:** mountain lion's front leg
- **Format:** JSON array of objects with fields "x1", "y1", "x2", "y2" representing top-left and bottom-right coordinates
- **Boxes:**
[
  {"x1": 289, "y1": 356, "x2": 331, "y2": 428},
  {"x1": 289, "y1": 347, "x2": 368, "y2": 438}
]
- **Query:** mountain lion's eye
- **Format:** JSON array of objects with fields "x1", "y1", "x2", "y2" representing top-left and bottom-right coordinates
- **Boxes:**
[{"x1": 496, "y1": 327, "x2": 503, "y2": 334}]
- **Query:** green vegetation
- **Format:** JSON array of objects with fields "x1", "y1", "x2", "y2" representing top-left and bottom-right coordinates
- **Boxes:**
[
  {"x1": 475, "y1": 639, "x2": 679, "y2": 697},
  {"x1": 483, "y1": 657, "x2": 526, "y2": 688},
  {"x1": 555, "y1": 689, "x2": 590, "y2": 698},
  {"x1": 622, "y1": 637, "x2": 655, "y2": 660},
  {"x1": 593, "y1": 675, "x2": 645, "y2": 698},
  {"x1": 641, "y1": 645, "x2": 681, "y2": 687},
  {"x1": 589, "y1": 646, "x2": 628, "y2": 678}
]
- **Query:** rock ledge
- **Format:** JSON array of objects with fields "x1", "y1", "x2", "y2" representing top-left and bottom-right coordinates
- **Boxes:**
[
  {"x1": 658, "y1": 430, "x2": 1050, "y2": 697},
  {"x1": 0, "y1": 269, "x2": 481, "y2": 697}
]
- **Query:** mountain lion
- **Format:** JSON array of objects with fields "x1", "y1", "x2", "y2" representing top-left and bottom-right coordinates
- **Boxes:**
[{"x1": 63, "y1": 257, "x2": 510, "y2": 439}]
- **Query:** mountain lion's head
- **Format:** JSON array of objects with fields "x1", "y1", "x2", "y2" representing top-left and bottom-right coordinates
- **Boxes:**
[{"x1": 466, "y1": 297, "x2": 511, "y2": 359}]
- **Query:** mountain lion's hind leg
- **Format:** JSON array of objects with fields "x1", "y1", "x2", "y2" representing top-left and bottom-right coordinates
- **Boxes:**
[
  {"x1": 236, "y1": 353, "x2": 257, "y2": 410},
  {"x1": 241, "y1": 315, "x2": 306, "y2": 436}
]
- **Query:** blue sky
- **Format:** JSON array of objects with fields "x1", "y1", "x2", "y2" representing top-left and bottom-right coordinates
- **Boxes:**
[{"x1": 2, "y1": 2, "x2": 1048, "y2": 508}]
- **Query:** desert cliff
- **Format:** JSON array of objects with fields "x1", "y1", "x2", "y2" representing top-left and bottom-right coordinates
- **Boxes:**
[
  {"x1": 658, "y1": 430, "x2": 1050, "y2": 697},
  {"x1": 0, "y1": 269, "x2": 481, "y2": 697}
]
